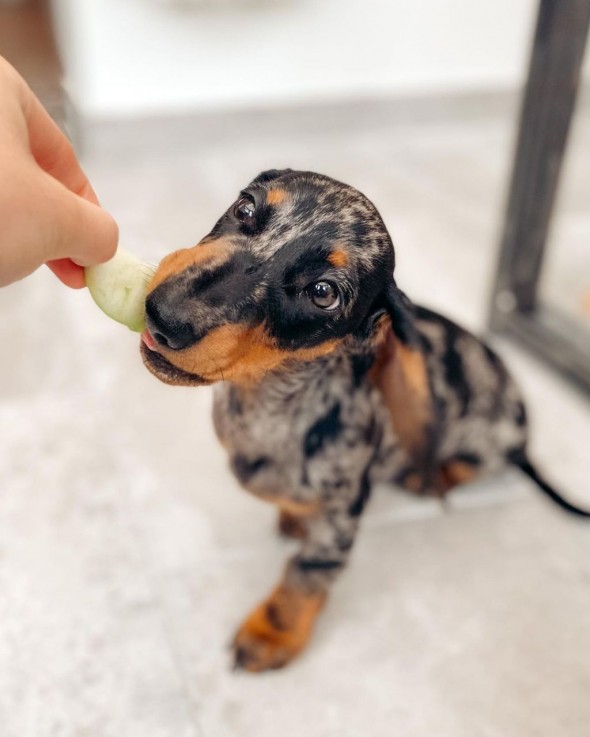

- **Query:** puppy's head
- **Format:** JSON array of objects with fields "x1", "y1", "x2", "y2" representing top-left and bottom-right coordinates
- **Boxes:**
[{"x1": 141, "y1": 169, "x2": 412, "y2": 386}]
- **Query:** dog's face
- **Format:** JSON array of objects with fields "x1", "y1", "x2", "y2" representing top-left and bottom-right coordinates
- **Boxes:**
[{"x1": 141, "y1": 169, "x2": 401, "y2": 386}]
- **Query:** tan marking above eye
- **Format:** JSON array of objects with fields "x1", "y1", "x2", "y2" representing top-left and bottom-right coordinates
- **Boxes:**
[
  {"x1": 266, "y1": 188, "x2": 288, "y2": 206},
  {"x1": 328, "y1": 249, "x2": 349, "y2": 268},
  {"x1": 148, "y1": 238, "x2": 233, "y2": 292}
]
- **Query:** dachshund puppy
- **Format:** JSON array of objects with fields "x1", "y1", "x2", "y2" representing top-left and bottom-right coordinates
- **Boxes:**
[{"x1": 141, "y1": 169, "x2": 588, "y2": 673}]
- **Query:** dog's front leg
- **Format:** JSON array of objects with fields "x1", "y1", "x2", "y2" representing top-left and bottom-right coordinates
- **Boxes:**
[{"x1": 232, "y1": 501, "x2": 361, "y2": 672}]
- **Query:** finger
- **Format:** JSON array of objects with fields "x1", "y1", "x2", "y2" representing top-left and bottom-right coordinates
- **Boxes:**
[
  {"x1": 40, "y1": 173, "x2": 119, "y2": 267},
  {"x1": 46, "y1": 258, "x2": 86, "y2": 289},
  {"x1": 22, "y1": 85, "x2": 100, "y2": 205}
]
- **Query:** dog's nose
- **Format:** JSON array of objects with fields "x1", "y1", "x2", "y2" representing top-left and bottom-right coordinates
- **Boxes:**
[{"x1": 145, "y1": 288, "x2": 196, "y2": 351}]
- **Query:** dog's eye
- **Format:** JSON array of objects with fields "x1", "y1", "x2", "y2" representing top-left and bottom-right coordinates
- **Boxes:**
[
  {"x1": 233, "y1": 195, "x2": 256, "y2": 225},
  {"x1": 309, "y1": 281, "x2": 340, "y2": 310}
]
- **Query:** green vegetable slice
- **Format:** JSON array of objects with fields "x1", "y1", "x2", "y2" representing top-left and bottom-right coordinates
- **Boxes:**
[{"x1": 85, "y1": 249, "x2": 156, "y2": 332}]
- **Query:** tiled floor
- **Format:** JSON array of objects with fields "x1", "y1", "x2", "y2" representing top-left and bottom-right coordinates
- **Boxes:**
[{"x1": 2, "y1": 9, "x2": 590, "y2": 736}]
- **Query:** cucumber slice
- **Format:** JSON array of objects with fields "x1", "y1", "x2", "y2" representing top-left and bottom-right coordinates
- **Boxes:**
[{"x1": 85, "y1": 249, "x2": 156, "y2": 332}]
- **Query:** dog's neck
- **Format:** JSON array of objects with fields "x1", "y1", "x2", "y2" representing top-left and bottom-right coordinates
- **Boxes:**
[{"x1": 228, "y1": 338, "x2": 374, "y2": 403}]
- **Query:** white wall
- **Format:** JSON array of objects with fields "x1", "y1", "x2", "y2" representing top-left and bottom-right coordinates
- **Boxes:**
[{"x1": 51, "y1": 0, "x2": 540, "y2": 119}]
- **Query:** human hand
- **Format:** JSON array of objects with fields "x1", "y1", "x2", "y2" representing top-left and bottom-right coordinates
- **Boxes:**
[{"x1": 0, "y1": 57, "x2": 118, "y2": 288}]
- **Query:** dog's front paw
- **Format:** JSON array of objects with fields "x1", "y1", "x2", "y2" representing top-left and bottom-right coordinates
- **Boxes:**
[{"x1": 232, "y1": 586, "x2": 325, "y2": 673}]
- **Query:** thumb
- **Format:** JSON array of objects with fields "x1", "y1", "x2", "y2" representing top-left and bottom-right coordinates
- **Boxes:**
[{"x1": 41, "y1": 174, "x2": 119, "y2": 270}]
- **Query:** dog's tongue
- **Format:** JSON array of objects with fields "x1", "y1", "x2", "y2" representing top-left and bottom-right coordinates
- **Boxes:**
[{"x1": 141, "y1": 329, "x2": 158, "y2": 351}]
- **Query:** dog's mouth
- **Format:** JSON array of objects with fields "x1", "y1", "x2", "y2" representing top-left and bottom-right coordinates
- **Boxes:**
[{"x1": 140, "y1": 331, "x2": 211, "y2": 387}]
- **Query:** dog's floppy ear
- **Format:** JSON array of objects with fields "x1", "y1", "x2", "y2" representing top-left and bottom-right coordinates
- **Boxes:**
[
  {"x1": 373, "y1": 279, "x2": 439, "y2": 485},
  {"x1": 383, "y1": 279, "x2": 421, "y2": 346}
]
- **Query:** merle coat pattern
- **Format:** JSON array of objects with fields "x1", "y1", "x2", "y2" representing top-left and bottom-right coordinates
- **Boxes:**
[{"x1": 140, "y1": 169, "x2": 584, "y2": 673}]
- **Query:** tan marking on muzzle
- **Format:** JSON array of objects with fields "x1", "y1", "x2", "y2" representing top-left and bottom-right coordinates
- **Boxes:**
[
  {"x1": 157, "y1": 322, "x2": 341, "y2": 387},
  {"x1": 148, "y1": 238, "x2": 233, "y2": 292}
]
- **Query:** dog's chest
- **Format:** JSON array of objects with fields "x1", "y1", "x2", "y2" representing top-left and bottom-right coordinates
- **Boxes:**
[
  {"x1": 212, "y1": 354, "x2": 380, "y2": 501},
  {"x1": 214, "y1": 386, "x2": 299, "y2": 491}
]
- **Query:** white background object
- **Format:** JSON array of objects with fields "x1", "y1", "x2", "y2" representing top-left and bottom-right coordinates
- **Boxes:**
[{"x1": 47, "y1": 0, "x2": 569, "y2": 120}]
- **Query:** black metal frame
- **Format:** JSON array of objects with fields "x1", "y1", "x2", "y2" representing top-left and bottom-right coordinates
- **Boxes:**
[{"x1": 488, "y1": 0, "x2": 590, "y2": 392}]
